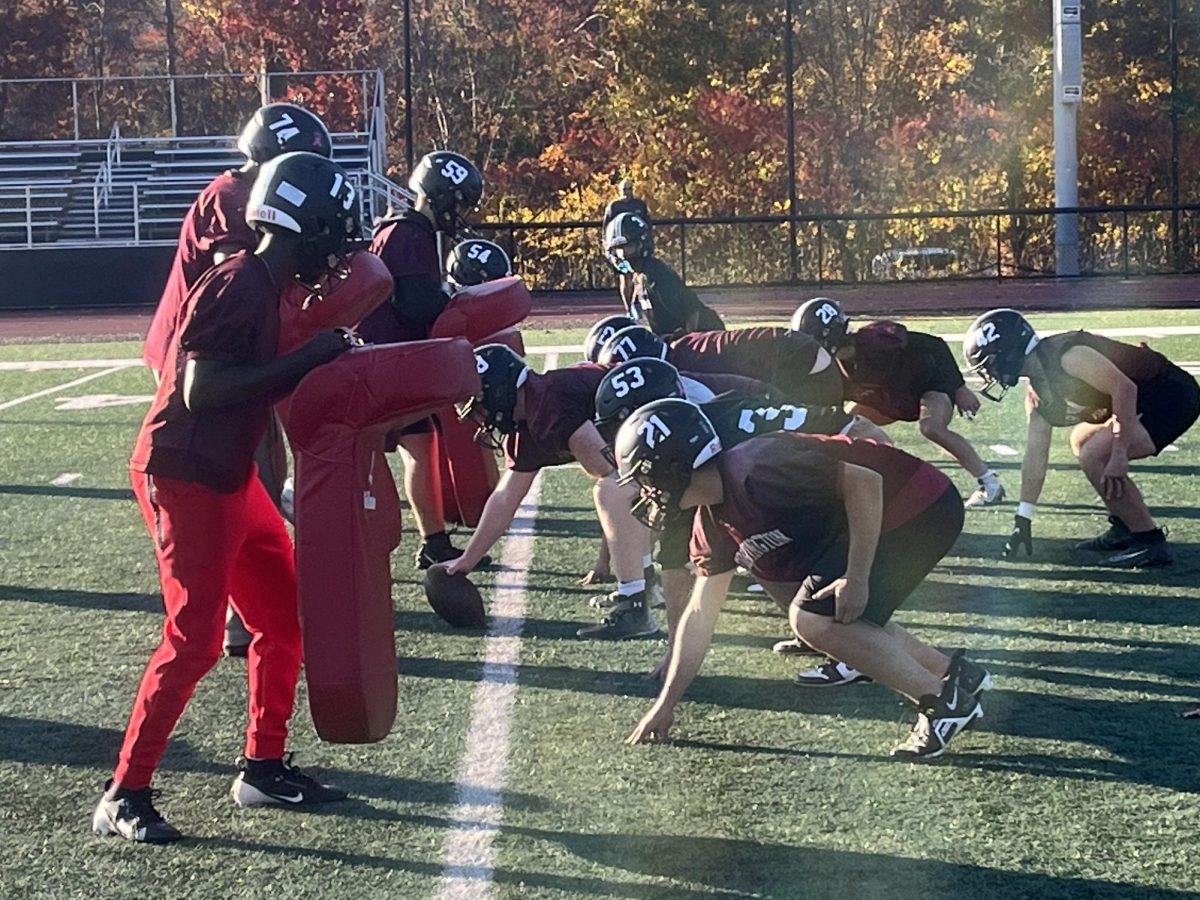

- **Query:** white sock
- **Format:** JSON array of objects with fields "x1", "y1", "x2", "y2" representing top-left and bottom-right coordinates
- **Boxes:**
[
  {"x1": 980, "y1": 469, "x2": 999, "y2": 486},
  {"x1": 618, "y1": 579, "x2": 646, "y2": 597},
  {"x1": 642, "y1": 554, "x2": 654, "y2": 569}
]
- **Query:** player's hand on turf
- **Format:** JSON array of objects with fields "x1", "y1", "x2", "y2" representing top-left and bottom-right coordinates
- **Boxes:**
[
  {"x1": 578, "y1": 569, "x2": 613, "y2": 587},
  {"x1": 1002, "y1": 515, "x2": 1033, "y2": 559},
  {"x1": 626, "y1": 702, "x2": 674, "y2": 745},
  {"x1": 954, "y1": 386, "x2": 981, "y2": 418},
  {"x1": 814, "y1": 577, "x2": 869, "y2": 624}
]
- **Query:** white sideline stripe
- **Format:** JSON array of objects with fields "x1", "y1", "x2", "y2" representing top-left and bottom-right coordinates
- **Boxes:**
[
  {"x1": 50, "y1": 473, "x2": 81, "y2": 486},
  {"x1": 0, "y1": 359, "x2": 141, "y2": 372},
  {"x1": 989, "y1": 444, "x2": 1020, "y2": 456},
  {"x1": 436, "y1": 473, "x2": 544, "y2": 900},
  {"x1": 0, "y1": 367, "x2": 129, "y2": 412}
]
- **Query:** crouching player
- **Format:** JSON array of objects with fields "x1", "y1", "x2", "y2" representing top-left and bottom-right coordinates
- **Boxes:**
[
  {"x1": 436, "y1": 345, "x2": 661, "y2": 639},
  {"x1": 617, "y1": 400, "x2": 989, "y2": 759},
  {"x1": 93, "y1": 152, "x2": 358, "y2": 843}
]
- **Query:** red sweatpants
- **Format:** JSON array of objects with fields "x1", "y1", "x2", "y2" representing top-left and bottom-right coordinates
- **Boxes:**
[{"x1": 114, "y1": 467, "x2": 302, "y2": 790}]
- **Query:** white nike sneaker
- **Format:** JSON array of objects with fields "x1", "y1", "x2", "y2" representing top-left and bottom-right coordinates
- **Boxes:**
[{"x1": 964, "y1": 480, "x2": 1005, "y2": 509}]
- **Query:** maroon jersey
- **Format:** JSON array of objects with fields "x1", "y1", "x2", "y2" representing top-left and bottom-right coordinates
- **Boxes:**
[
  {"x1": 843, "y1": 324, "x2": 964, "y2": 421},
  {"x1": 669, "y1": 327, "x2": 841, "y2": 406},
  {"x1": 690, "y1": 432, "x2": 952, "y2": 581},
  {"x1": 357, "y1": 212, "x2": 441, "y2": 344},
  {"x1": 131, "y1": 254, "x2": 281, "y2": 493},
  {"x1": 143, "y1": 170, "x2": 256, "y2": 375},
  {"x1": 1030, "y1": 332, "x2": 1175, "y2": 426},
  {"x1": 504, "y1": 365, "x2": 609, "y2": 472}
]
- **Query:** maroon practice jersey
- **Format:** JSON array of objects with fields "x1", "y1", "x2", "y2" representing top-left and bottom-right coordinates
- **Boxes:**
[
  {"x1": 690, "y1": 432, "x2": 952, "y2": 581},
  {"x1": 143, "y1": 170, "x2": 256, "y2": 376},
  {"x1": 842, "y1": 323, "x2": 965, "y2": 421},
  {"x1": 669, "y1": 327, "x2": 841, "y2": 406},
  {"x1": 132, "y1": 254, "x2": 282, "y2": 493},
  {"x1": 1029, "y1": 331, "x2": 1175, "y2": 426},
  {"x1": 504, "y1": 364, "x2": 609, "y2": 472},
  {"x1": 357, "y1": 212, "x2": 442, "y2": 344}
]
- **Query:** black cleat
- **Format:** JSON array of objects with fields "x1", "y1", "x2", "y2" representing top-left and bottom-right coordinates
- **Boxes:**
[
  {"x1": 230, "y1": 754, "x2": 348, "y2": 807},
  {"x1": 415, "y1": 534, "x2": 490, "y2": 570},
  {"x1": 576, "y1": 595, "x2": 660, "y2": 640},
  {"x1": 943, "y1": 649, "x2": 992, "y2": 697},
  {"x1": 891, "y1": 683, "x2": 982, "y2": 760},
  {"x1": 1074, "y1": 516, "x2": 1133, "y2": 552},
  {"x1": 1099, "y1": 540, "x2": 1173, "y2": 569},
  {"x1": 793, "y1": 659, "x2": 871, "y2": 687},
  {"x1": 92, "y1": 780, "x2": 182, "y2": 844}
]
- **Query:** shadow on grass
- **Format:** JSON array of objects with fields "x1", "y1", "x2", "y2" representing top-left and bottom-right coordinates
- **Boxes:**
[
  {"x1": 0, "y1": 584, "x2": 158, "y2": 613},
  {"x1": 0, "y1": 483, "x2": 133, "y2": 501}
]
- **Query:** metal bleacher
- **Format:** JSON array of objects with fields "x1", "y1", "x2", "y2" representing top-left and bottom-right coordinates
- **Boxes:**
[{"x1": 0, "y1": 69, "x2": 411, "y2": 249}]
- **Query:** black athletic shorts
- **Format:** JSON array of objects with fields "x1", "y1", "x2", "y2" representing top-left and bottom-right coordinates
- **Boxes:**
[
  {"x1": 789, "y1": 484, "x2": 963, "y2": 626},
  {"x1": 1138, "y1": 367, "x2": 1200, "y2": 454}
]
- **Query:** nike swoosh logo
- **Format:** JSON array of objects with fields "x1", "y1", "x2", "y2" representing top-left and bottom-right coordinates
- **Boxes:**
[{"x1": 273, "y1": 792, "x2": 305, "y2": 804}]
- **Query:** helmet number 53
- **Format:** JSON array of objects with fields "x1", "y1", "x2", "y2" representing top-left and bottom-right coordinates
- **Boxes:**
[{"x1": 609, "y1": 366, "x2": 646, "y2": 398}]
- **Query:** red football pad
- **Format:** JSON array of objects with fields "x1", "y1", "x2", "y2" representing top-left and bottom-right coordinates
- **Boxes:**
[
  {"x1": 423, "y1": 566, "x2": 487, "y2": 628},
  {"x1": 277, "y1": 250, "x2": 393, "y2": 355},
  {"x1": 429, "y1": 276, "x2": 532, "y2": 343}
]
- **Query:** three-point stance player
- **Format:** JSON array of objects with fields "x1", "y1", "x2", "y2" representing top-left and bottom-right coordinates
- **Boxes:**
[
  {"x1": 964, "y1": 308, "x2": 1200, "y2": 567},
  {"x1": 93, "y1": 152, "x2": 358, "y2": 844},
  {"x1": 616, "y1": 400, "x2": 990, "y2": 759}
]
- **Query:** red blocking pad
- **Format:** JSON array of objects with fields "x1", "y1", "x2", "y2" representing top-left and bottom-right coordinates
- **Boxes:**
[
  {"x1": 277, "y1": 250, "x2": 393, "y2": 356},
  {"x1": 436, "y1": 327, "x2": 527, "y2": 526},
  {"x1": 428, "y1": 276, "x2": 533, "y2": 342},
  {"x1": 280, "y1": 339, "x2": 479, "y2": 742}
]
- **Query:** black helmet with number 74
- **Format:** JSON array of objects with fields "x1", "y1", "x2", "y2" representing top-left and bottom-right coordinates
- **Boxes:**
[
  {"x1": 614, "y1": 398, "x2": 723, "y2": 529},
  {"x1": 593, "y1": 359, "x2": 686, "y2": 444},
  {"x1": 962, "y1": 308, "x2": 1039, "y2": 401},
  {"x1": 456, "y1": 344, "x2": 529, "y2": 449},
  {"x1": 446, "y1": 239, "x2": 512, "y2": 288},
  {"x1": 237, "y1": 103, "x2": 332, "y2": 163},
  {"x1": 790, "y1": 297, "x2": 851, "y2": 351}
]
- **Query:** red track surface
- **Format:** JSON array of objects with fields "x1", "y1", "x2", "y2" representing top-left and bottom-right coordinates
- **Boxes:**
[{"x1": 3, "y1": 275, "x2": 1199, "y2": 342}]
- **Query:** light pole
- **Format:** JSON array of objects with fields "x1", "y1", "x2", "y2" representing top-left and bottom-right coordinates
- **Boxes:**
[
  {"x1": 404, "y1": 0, "x2": 415, "y2": 173},
  {"x1": 785, "y1": 0, "x2": 798, "y2": 283}
]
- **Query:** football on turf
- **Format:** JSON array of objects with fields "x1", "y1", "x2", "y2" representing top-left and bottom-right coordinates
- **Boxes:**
[{"x1": 423, "y1": 566, "x2": 487, "y2": 628}]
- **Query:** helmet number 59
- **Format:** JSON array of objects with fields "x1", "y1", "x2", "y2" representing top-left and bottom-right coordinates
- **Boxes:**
[{"x1": 441, "y1": 160, "x2": 470, "y2": 185}]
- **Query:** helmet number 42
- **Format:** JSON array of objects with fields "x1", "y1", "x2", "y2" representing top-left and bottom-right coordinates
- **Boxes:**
[{"x1": 974, "y1": 321, "x2": 999, "y2": 348}]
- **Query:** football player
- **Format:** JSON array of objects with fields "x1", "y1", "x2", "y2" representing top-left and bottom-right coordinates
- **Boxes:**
[
  {"x1": 792, "y1": 297, "x2": 1004, "y2": 508},
  {"x1": 602, "y1": 178, "x2": 651, "y2": 233},
  {"x1": 603, "y1": 213, "x2": 724, "y2": 335},
  {"x1": 357, "y1": 151, "x2": 490, "y2": 569},
  {"x1": 141, "y1": 102, "x2": 333, "y2": 655},
  {"x1": 435, "y1": 345, "x2": 660, "y2": 639},
  {"x1": 965, "y1": 308, "x2": 1200, "y2": 567},
  {"x1": 594, "y1": 359, "x2": 859, "y2": 675},
  {"x1": 94, "y1": 153, "x2": 359, "y2": 844},
  {"x1": 616, "y1": 400, "x2": 990, "y2": 760}
]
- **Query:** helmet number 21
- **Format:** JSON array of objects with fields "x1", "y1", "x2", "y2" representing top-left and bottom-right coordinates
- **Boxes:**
[{"x1": 638, "y1": 414, "x2": 672, "y2": 449}]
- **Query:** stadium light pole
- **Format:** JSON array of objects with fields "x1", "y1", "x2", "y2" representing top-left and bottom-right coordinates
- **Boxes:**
[
  {"x1": 404, "y1": 0, "x2": 415, "y2": 173},
  {"x1": 1053, "y1": 0, "x2": 1082, "y2": 276},
  {"x1": 784, "y1": 0, "x2": 798, "y2": 284},
  {"x1": 1170, "y1": 0, "x2": 1180, "y2": 271}
]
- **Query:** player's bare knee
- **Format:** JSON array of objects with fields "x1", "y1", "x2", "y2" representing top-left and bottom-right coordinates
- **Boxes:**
[
  {"x1": 790, "y1": 604, "x2": 835, "y2": 646},
  {"x1": 918, "y1": 417, "x2": 947, "y2": 441}
]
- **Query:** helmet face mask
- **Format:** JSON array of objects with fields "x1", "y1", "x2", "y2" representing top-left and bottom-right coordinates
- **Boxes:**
[
  {"x1": 604, "y1": 213, "x2": 652, "y2": 269},
  {"x1": 410, "y1": 151, "x2": 483, "y2": 235},
  {"x1": 963, "y1": 309, "x2": 1037, "y2": 402}
]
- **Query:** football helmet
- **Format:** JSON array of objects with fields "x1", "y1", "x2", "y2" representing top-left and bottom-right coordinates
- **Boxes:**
[
  {"x1": 963, "y1": 308, "x2": 1038, "y2": 401},
  {"x1": 457, "y1": 343, "x2": 530, "y2": 449},
  {"x1": 583, "y1": 314, "x2": 637, "y2": 363},
  {"x1": 246, "y1": 151, "x2": 361, "y2": 280},
  {"x1": 597, "y1": 325, "x2": 668, "y2": 366},
  {"x1": 593, "y1": 358, "x2": 686, "y2": 444},
  {"x1": 409, "y1": 151, "x2": 483, "y2": 235},
  {"x1": 237, "y1": 103, "x2": 332, "y2": 163},
  {"x1": 790, "y1": 297, "x2": 851, "y2": 350},
  {"x1": 614, "y1": 398, "x2": 722, "y2": 529},
  {"x1": 604, "y1": 212, "x2": 653, "y2": 265},
  {"x1": 446, "y1": 239, "x2": 512, "y2": 288}
]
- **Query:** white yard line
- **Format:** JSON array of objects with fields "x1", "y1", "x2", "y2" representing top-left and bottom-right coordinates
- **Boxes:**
[
  {"x1": 0, "y1": 359, "x2": 141, "y2": 372},
  {"x1": 0, "y1": 366, "x2": 130, "y2": 412},
  {"x1": 989, "y1": 445, "x2": 1021, "y2": 457},
  {"x1": 49, "y1": 473, "x2": 82, "y2": 487},
  {"x1": 436, "y1": 473, "x2": 544, "y2": 900}
]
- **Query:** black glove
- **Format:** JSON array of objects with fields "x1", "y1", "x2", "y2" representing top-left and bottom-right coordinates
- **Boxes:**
[{"x1": 1002, "y1": 515, "x2": 1033, "y2": 559}]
